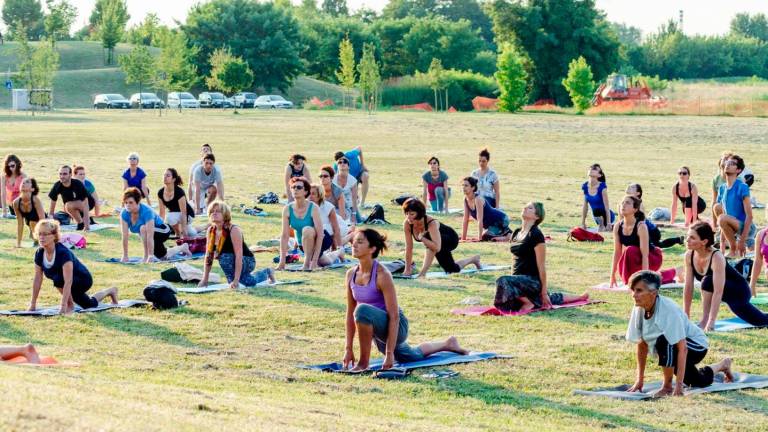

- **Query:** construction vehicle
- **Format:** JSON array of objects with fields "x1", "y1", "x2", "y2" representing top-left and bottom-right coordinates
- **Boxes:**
[{"x1": 591, "y1": 74, "x2": 666, "y2": 107}]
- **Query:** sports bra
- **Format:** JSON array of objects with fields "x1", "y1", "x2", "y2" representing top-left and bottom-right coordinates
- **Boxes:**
[
  {"x1": 689, "y1": 250, "x2": 743, "y2": 283},
  {"x1": 618, "y1": 220, "x2": 641, "y2": 247},
  {"x1": 14, "y1": 197, "x2": 40, "y2": 223},
  {"x1": 676, "y1": 182, "x2": 694, "y2": 207}
]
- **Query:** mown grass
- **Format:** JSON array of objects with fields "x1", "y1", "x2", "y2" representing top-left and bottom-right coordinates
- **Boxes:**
[{"x1": 0, "y1": 109, "x2": 767, "y2": 431}]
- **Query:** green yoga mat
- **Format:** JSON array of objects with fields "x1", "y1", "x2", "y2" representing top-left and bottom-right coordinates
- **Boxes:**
[{"x1": 750, "y1": 294, "x2": 768, "y2": 305}]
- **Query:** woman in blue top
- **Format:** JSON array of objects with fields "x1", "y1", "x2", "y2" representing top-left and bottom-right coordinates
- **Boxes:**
[
  {"x1": 120, "y1": 188, "x2": 190, "y2": 263},
  {"x1": 278, "y1": 177, "x2": 325, "y2": 271},
  {"x1": 122, "y1": 152, "x2": 151, "y2": 206},
  {"x1": 29, "y1": 219, "x2": 119, "y2": 314},
  {"x1": 422, "y1": 156, "x2": 449, "y2": 213},
  {"x1": 461, "y1": 176, "x2": 511, "y2": 241},
  {"x1": 581, "y1": 163, "x2": 613, "y2": 232}
]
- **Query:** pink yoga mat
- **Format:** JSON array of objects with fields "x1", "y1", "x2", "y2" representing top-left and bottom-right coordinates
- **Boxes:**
[{"x1": 451, "y1": 300, "x2": 601, "y2": 316}]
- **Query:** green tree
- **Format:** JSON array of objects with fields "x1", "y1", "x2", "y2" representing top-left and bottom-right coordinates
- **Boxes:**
[
  {"x1": 400, "y1": 16, "x2": 485, "y2": 75},
  {"x1": 382, "y1": 0, "x2": 494, "y2": 44},
  {"x1": 489, "y1": 0, "x2": 619, "y2": 105},
  {"x1": 730, "y1": 13, "x2": 768, "y2": 42},
  {"x1": 44, "y1": 0, "x2": 77, "y2": 47},
  {"x1": 611, "y1": 22, "x2": 643, "y2": 46},
  {"x1": 154, "y1": 31, "x2": 200, "y2": 93},
  {"x1": 125, "y1": 13, "x2": 170, "y2": 47},
  {"x1": 562, "y1": 56, "x2": 594, "y2": 113},
  {"x1": 335, "y1": 35, "x2": 356, "y2": 108},
  {"x1": 184, "y1": 0, "x2": 303, "y2": 91},
  {"x1": 118, "y1": 45, "x2": 155, "y2": 110},
  {"x1": 88, "y1": 0, "x2": 128, "y2": 30},
  {"x1": 298, "y1": 15, "x2": 379, "y2": 82},
  {"x1": 13, "y1": 25, "x2": 59, "y2": 113},
  {"x1": 357, "y1": 42, "x2": 381, "y2": 113},
  {"x1": 321, "y1": 0, "x2": 348, "y2": 17},
  {"x1": 206, "y1": 48, "x2": 254, "y2": 112},
  {"x1": 426, "y1": 58, "x2": 445, "y2": 110},
  {"x1": 494, "y1": 43, "x2": 528, "y2": 112},
  {"x1": 98, "y1": 0, "x2": 127, "y2": 65},
  {"x1": 2, "y1": 0, "x2": 45, "y2": 40}
]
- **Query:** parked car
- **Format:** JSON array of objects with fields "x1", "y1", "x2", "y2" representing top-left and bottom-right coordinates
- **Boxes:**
[
  {"x1": 199, "y1": 92, "x2": 232, "y2": 108},
  {"x1": 232, "y1": 92, "x2": 257, "y2": 108},
  {"x1": 254, "y1": 95, "x2": 294, "y2": 109},
  {"x1": 130, "y1": 92, "x2": 165, "y2": 109},
  {"x1": 167, "y1": 92, "x2": 200, "y2": 109},
  {"x1": 93, "y1": 94, "x2": 131, "y2": 109}
]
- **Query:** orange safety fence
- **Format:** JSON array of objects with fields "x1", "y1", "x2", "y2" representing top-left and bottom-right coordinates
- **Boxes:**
[
  {"x1": 472, "y1": 96, "x2": 498, "y2": 111},
  {"x1": 305, "y1": 97, "x2": 335, "y2": 109},
  {"x1": 393, "y1": 102, "x2": 433, "y2": 112}
]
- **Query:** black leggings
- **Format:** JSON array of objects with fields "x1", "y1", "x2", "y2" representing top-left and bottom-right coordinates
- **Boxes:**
[
  {"x1": 435, "y1": 225, "x2": 460, "y2": 273},
  {"x1": 152, "y1": 225, "x2": 172, "y2": 259},
  {"x1": 702, "y1": 275, "x2": 768, "y2": 327},
  {"x1": 655, "y1": 335, "x2": 713, "y2": 388}
]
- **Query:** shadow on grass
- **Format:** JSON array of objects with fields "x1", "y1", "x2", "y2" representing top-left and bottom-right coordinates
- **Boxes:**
[
  {"x1": 539, "y1": 307, "x2": 625, "y2": 328},
  {"x1": 241, "y1": 286, "x2": 345, "y2": 311},
  {"x1": 0, "y1": 320, "x2": 45, "y2": 345},
  {"x1": 85, "y1": 313, "x2": 200, "y2": 348},
  {"x1": 425, "y1": 377, "x2": 669, "y2": 431},
  {"x1": 712, "y1": 390, "x2": 768, "y2": 415},
  {"x1": 0, "y1": 113, "x2": 100, "y2": 124}
]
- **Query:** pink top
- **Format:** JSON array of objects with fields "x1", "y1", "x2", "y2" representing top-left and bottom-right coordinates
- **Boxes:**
[
  {"x1": 349, "y1": 260, "x2": 387, "y2": 311},
  {"x1": 760, "y1": 230, "x2": 768, "y2": 265},
  {"x1": 4, "y1": 175, "x2": 23, "y2": 203}
]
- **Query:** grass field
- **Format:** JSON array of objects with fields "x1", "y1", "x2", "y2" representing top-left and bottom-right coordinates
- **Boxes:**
[
  {"x1": 0, "y1": 41, "x2": 346, "y2": 108},
  {"x1": 1, "y1": 109, "x2": 767, "y2": 431}
]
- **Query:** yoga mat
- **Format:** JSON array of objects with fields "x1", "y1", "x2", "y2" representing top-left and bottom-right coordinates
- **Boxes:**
[
  {"x1": 459, "y1": 238, "x2": 481, "y2": 243},
  {"x1": 284, "y1": 259, "x2": 357, "y2": 272},
  {"x1": 2, "y1": 356, "x2": 78, "y2": 367},
  {"x1": 177, "y1": 280, "x2": 305, "y2": 293},
  {"x1": 713, "y1": 317, "x2": 766, "y2": 332},
  {"x1": 591, "y1": 281, "x2": 700, "y2": 291},
  {"x1": 300, "y1": 351, "x2": 507, "y2": 373},
  {"x1": 452, "y1": 299, "x2": 603, "y2": 316},
  {"x1": 427, "y1": 208, "x2": 463, "y2": 215},
  {"x1": 61, "y1": 223, "x2": 118, "y2": 232},
  {"x1": 655, "y1": 222, "x2": 688, "y2": 229},
  {"x1": 0, "y1": 299, "x2": 149, "y2": 316},
  {"x1": 394, "y1": 265, "x2": 511, "y2": 279},
  {"x1": 750, "y1": 293, "x2": 768, "y2": 305},
  {"x1": 104, "y1": 253, "x2": 205, "y2": 264},
  {"x1": 574, "y1": 373, "x2": 768, "y2": 400}
]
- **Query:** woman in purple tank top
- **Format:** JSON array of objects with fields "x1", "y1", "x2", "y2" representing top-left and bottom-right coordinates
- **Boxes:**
[
  {"x1": 749, "y1": 225, "x2": 768, "y2": 297},
  {"x1": 343, "y1": 228, "x2": 469, "y2": 372}
]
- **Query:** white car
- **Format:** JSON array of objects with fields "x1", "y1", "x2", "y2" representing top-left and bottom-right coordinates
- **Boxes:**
[
  {"x1": 130, "y1": 93, "x2": 164, "y2": 108},
  {"x1": 167, "y1": 92, "x2": 200, "y2": 109},
  {"x1": 254, "y1": 95, "x2": 293, "y2": 109}
]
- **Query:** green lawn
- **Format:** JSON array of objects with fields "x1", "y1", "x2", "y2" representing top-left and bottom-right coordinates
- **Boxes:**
[{"x1": 0, "y1": 110, "x2": 767, "y2": 431}]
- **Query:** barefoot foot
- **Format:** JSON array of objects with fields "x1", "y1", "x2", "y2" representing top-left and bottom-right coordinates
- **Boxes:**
[{"x1": 445, "y1": 336, "x2": 469, "y2": 355}]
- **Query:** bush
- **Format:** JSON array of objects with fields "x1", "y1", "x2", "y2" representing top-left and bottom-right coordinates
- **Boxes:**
[{"x1": 381, "y1": 69, "x2": 497, "y2": 111}]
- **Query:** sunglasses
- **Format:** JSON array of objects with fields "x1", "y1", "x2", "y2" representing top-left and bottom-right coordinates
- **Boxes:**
[
  {"x1": 319, "y1": 174, "x2": 330, "y2": 178},
  {"x1": 678, "y1": 171, "x2": 689, "y2": 176},
  {"x1": 337, "y1": 160, "x2": 348, "y2": 165},
  {"x1": 8, "y1": 164, "x2": 16, "y2": 168},
  {"x1": 291, "y1": 185, "x2": 305, "y2": 190},
  {"x1": 129, "y1": 157, "x2": 138, "y2": 161}
]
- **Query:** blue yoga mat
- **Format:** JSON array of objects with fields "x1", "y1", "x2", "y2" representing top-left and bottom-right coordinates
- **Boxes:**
[
  {"x1": 300, "y1": 351, "x2": 506, "y2": 372},
  {"x1": 714, "y1": 317, "x2": 766, "y2": 332},
  {"x1": 105, "y1": 253, "x2": 205, "y2": 264}
]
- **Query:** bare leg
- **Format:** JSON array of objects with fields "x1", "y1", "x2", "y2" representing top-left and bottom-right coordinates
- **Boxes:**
[
  {"x1": 417, "y1": 336, "x2": 469, "y2": 357},
  {"x1": 561, "y1": 292, "x2": 590, "y2": 304},
  {"x1": 719, "y1": 215, "x2": 740, "y2": 257},
  {"x1": 0, "y1": 344, "x2": 40, "y2": 363},
  {"x1": 351, "y1": 322, "x2": 374, "y2": 371},
  {"x1": 319, "y1": 248, "x2": 344, "y2": 266},
  {"x1": 165, "y1": 243, "x2": 191, "y2": 259},
  {"x1": 64, "y1": 201, "x2": 83, "y2": 224},
  {"x1": 301, "y1": 227, "x2": 317, "y2": 270},
  {"x1": 516, "y1": 296, "x2": 536, "y2": 312},
  {"x1": 455, "y1": 254, "x2": 481, "y2": 270},
  {"x1": 360, "y1": 171, "x2": 370, "y2": 207},
  {"x1": 419, "y1": 248, "x2": 437, "y2": 277},
  {"x1": 654, "y1": 367, "x2": 675, "y2": 397},
  {"x1": 710, "y1": 357, "x2": 734, "y2": 382},
  {"x1": 91, "y1": 286, "x2": 119, "y2": 304}
]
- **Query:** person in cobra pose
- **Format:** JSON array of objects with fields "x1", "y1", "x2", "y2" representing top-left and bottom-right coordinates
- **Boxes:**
[
  {"x1": 119, "y1": 188, "x2": 190, "y2": 263},
  {"x1": 422, "y1": 156, "x2": 449, "y2": 213},
  {"x1": 461, "y1": 176, "x2": 511, "y2": 241},
  {"x1": 670, "y1": 166, "x2": 706, "y2": 227},
  {"x1": 157, "y1": 168, "x2": 196, "y2": 237},
  {"x1": 342, "y1": 228, "x2": 469, "y2": 371},
  {"x1": 402, "y1": 198, "x2": 480, "y2": 278},
  {"x1": 284, "y1": 154, "x2": 312, "y2": 203},
  {"x1": 12, "y1": 178, "x2": 45, "y2": 248},
  {"x1": 625, "y1": 183, "x2": 683, "y2": 249},
  {"x1": 277, "y1": 177, "x2": 325, "y2": 271},
  {"x1": 683, "y1": 221, "x2": 768, "y2": 331},
  {"x1": 580, "y1": 163, "x2": 613, "y2": 232}
]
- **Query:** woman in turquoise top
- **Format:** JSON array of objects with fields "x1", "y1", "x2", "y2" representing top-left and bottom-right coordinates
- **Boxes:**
[
  {"x1": 119, "y1": 188, "x2": 190, "y2": 263},
  {"x1": 278, "y1": 177, "x2": 325, "y2": 271}
]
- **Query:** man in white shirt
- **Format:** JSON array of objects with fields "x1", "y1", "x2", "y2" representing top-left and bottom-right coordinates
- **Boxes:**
[{"x1": 193, "y1": 153, "x2": 224, "y2": 215}]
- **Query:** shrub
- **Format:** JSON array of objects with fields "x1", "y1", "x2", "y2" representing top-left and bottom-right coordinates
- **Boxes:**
[{"x1": 381, "y1": 69, "x2": 497, "y2": 111}]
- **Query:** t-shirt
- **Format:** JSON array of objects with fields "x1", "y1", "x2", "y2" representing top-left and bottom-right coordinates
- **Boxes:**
[
  {"x1": 333, "y1": 174, "x2": 357, "y2": 216},
  {"x1": 193, "y1": 165, "x2": 223, "y2": 190},
  {"x1": 120, "y1": 203, "x2": 164, "y2": 234},
  {"x1": 717, "y1": 179, "x2": 750, "y2": 223},
  {"x1": 582, "y1": 181, "x2": 608, "y2": 211},
  {"x1": 345, "y1": 148, "x2": 363, "y2": 178},
  {"x1": 157, "y1": 186, "x2": 194, "y2": 216},
  {"x1": 712, "y1": 170, "x2": 750, "y2": 192},
  {"x1": 34, "y1": 243, "x2": 92, "y2": 289},
  {"x1": 122, "y1": 168, "x2": 147, "y2": 189},
  {"x1": 83, "y1": 179, "x2": 96, "y2": 195},
  {"x1": 509, "y1": 226, "x2": 546, "y2": 281},
  {"x1": 626, "y1": 295, "x2": 708, "y2": 356},
  {"x1": 471, "y1": 168, "x2": 498, "y2": 199},
  {"x1": 422, "y1": 170, "x2": 449, "y2": 201},
  {"x1": 318, "y1": 200, "x2": 336, "y2": 234},
  {"x1": 48, "y1": 179, "x2": 88, "y2": 204}
]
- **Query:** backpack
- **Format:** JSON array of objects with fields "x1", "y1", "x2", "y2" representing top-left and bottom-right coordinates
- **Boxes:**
[
  {"x1": 567, "y1": 227, "x2": 604, "y2": 242},
  {"x1": 391, "y1": 195, "x2": 417, "y2": 206},
  {"x1": 363, "y1": 204, "x2": 389, "y2": 225},
  {"x1": 53, "y1": 211, "x2": 71, "y2": 226},
  {"x1": 733, "y1": 258, "x2": 753, "y2": 283},
  {"x1": 143, "y1": 280, "x2": 179, "y2": 310},
  {"x1": 257, "y1": 192, "x2": 279, "y2": 204}
]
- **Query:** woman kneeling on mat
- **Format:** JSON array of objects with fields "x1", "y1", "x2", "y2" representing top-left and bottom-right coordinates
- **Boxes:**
[
  {"x1": 670, "y1": 166, "x2": 706, "y2": 227},
  {"x1": 625, "y1": 183, "x2": 683, "y2": 249},
  {"x1": 309, "y1": 184, "x2": 349, "y2": 267},
  {"x1": 199, "y1": 201, "x2": 275, "y2": 289},
  {"x1": 461, "y1": 177, "x2": 511, "y2": 241},
  {"x1": 610, "y1": 196, "x2": 676, "y2": 288},
  {"x1": 278, "y1": 177, "x2": 325, "y2": 271},
  {"x1": 402, "y1": 198, "x2": 480, "y2": 278},
  {"x1": 684, "y1": 221, "x2": 768, "y2": 331},
  {"x1": 30, "y1": 219, "x2": 119, "y2": 315},
  {"x1": 343, "y1": 229, "x2": 468, "y2": 371},
  {"x1": 422, "y1": 157, "x2": 449, "y2": 213},
  {"x1": 581, "y1": 163, "x2": 613, "y2": 232},
  {"x1": 120, "y1": 188, "x2": 190, "y2": 263},
  {"x1": 495, "y1": 202, "x2": 588, "y2": 312},
  {"x1": 627, "y1": 270, "x2": 733, "y2": 396},
  {"x1": 13, "y1": 177, "x2": 44, "y2": 248}
]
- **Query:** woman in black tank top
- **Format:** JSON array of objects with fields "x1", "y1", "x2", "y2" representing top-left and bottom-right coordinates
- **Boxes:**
[
  {"x1": 284, "y1": 154, "x2": 311, "y2": 203},
  {"x1": 684, "y1": 221, "x2": 768, "y2": 330},
  {"x1": 157, "y1": 168, "x2": 196, "y2": 237},
  {"x1": 670, "y1": 166, "x2": 706, "y2": 226},
  {"x1": 12, "y1": 178, "x2": 45, "y2": 248},
  {"x1": 402, "y1": 198, "x2": 480, "y2": 277}
]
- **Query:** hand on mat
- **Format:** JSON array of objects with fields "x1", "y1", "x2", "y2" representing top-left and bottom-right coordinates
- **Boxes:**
[
  {"x1": 609, "y1": 276, "x2": 618, "y2": 289},
  {"x1": 627, "y1": 380, "x2": 643, "y2": 393},
  {"x1": 229, "y1": 281, "x2": 240, "y2": 290},
  {"x1": 673, "y1": 383, "x2": 684, "y2": 397},
  {"x1": 342, "y1": 349, "x2": 355, "y2": 370},
  {"x1": 276, "y1": 264, "x2": 285, "y2": 271},
  {"x1": 704, "y1": 321, "x2": 716, "y2": 332},
  {"x1": 197, "y1": 280, "x2": 208, "y2": 288},
  {"x1": 540, "y1": 296, "x2": 553, "y2": 310},
  {"x1": 382, "y1": 353, "x2": 395, "y2": 371}
]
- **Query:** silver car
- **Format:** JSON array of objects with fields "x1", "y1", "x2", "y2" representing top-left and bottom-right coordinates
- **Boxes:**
[
  {"x1": 167, "y1": 92, "x2": 200, "y2": 109},
  {"x1": 254, "y1": 95, "x2": 294, "y2": 109}
]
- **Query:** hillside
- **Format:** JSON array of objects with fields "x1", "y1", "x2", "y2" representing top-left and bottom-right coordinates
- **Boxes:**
[{"x1": 0, "y1": 41, "x2": 345, "y2": 108}]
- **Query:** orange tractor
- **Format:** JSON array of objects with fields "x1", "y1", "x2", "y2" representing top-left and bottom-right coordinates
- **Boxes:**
[{"x1": 591, "y1": 74, "x2": 666, "y2": 108}]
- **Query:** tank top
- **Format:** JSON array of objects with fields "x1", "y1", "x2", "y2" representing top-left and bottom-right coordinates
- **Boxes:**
[
  {"x1": 466, "y1": 196, "x2": 506, "y2": 228},
  {"x1": 618, "y1": 220, "x2": 642, "y2": 247},
  {"x1": 350, "y1": 260, "x2": 386, "y2": 310},
  {"x1": 760, "y1": 231, "x2": 768, "y2": 266},
  {"x1": 675, "y1": 182, "x2": 695, "y2": 207},
  {"x1": 690, "y1": 250, "x2": 744, "y2": 288},
  {"x1": 217, "y1": 226, "x2": 254, "y2": 258},
  {"x1": 14, "y1": 197, "x2": 40, "y2": 223},
  {"x1": 288, "y1": 163, "x2": 305, "y2": 179},
  {"x1": 288, "y1": 202, "x2": 315, "y2": 245},
  {"x1": 5, "y1": 175, "x2": 23, "y2": 203}
]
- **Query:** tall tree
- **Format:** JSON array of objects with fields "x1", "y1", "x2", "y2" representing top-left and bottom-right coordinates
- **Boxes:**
[
  {"x1": 562, "y1": 56, "x2": 594, "y2": 113},
  {"x1": 13, "y1": 25, "x2": 59, "y2": 113},
  {"x1": 400, "y1": 16, "x2": 485, "y2": 74},
  {"x1": 322, "y1": 0, "x2": 348, "y2": 17},
  {"x1": 382, "y1": 0, "x2": 493, "y2": 45},
  {"x1": 356, "y1": 42, "x2": 381, "y2": 113},
  {"x1": 118, "y1": 45, "x2": 156, "y2": 110},
  {"x1": 730, "y1": 12, "x2": 768, "y2": 42},
  {"x1": 125, "y1": 13, "x2": 169, "y2": 47},
  {"x1": 184, "y1": 0, "x2": 303, "y2": 91},
  {"x1": 335, "y1": 35, "x2": 356, "y2": 108},
  {"x1": 98, "y1": 0, "x2": 127, "y2": 65},
  {"x1": 426, "y1": 57, "x2": 445, "y2": 110},
  {"x1": 298, "y1": 15, "x2": 379, "y2": 82},
  {"x1": 88, "y1": 0, "x2": 128, "y2": 30},
  {"x1": 489, "y1": 0, "x2": 619, "y2": 104},
  {"x1": 205, "y1": 48, "x2": 254, "y2": 112},
  {"x1": 154, "y1": 31, "x2": 200, "y2": 93},
  {"x1": 2, "y1": 0, "x2": 45, "y2": 40},
  {"x1": 495, "y1": 43, "x2": 528, "y2": 112},
  {"x1": 44, "y1": 0, "x2": 77, "y2": 47}
]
